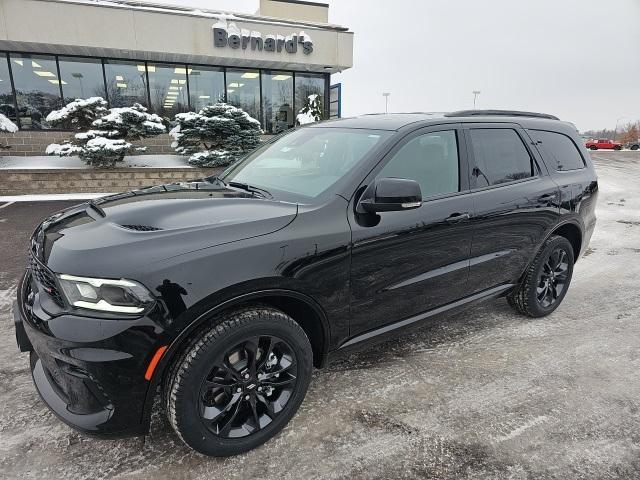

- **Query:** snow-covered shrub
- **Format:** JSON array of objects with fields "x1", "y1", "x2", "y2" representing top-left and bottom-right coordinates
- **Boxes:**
[
  {"x1": 170, "y1": 103, "x2": 262, "y2": 167},
  {"x1": 0, "y1": 113, "x2": 18, "y2": 150},
  {"x1": 296, "y1": 94, "x2": 322, "y2": 125},
  {"x1": 45, "y1": 97, "x2": 108, "y2": 131},
  {"x1": 46, "y1": 102, "x2": 166, "y2": 168}
]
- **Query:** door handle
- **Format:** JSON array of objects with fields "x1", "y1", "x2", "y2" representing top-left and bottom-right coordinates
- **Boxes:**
[{"x1": 445, "y1": 212, "x2": 471, "y2": 223}]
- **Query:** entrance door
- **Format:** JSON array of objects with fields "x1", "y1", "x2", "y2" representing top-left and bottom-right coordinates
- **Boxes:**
[{"x1": 348, "y1": 126, "x2": 474, "y2": 338}]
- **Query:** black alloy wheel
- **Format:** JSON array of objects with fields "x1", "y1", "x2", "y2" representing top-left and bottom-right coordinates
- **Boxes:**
[
  {"x1": 507, "y1": 235, "x2": 574, "y2": 317},
  {"x1": 536, "y1": 247, "x2": 570, "y2": 308},
  {"x1": 165, "y1": 306, "x2": 313, "y2": 456},
  {"x1": 199, "y1": 335, "x2": 298, "y2": 438}
]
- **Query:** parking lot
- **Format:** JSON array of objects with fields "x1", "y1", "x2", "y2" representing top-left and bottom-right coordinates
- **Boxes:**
[{"x1": 1, "y1": 151, "x2": 639, "y2": 479}]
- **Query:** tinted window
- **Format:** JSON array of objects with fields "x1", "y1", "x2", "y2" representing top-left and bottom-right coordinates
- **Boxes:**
[
  {"x1": 222, "y1": 128, "x2": 391, "y2": 200},
  {"x1": 530, "y1": 130, "x2": 585, "y2": 171},
  {"x1": 58, "y1": 57, "x2": 106, "y2": 102},
  {"x1": 104, "y1": 60, "x2": 149, "y2": 107},
  {"x1": 147, "y1": 63, "x2": 189, "y2": 115},
  {"x1": 188, "y1": 66, "x2": 224, "y2": 111},
  {"x1": 469, "y1": 129, "x2": 533, "y2": 187},
  {"x1": 378, "y1": 130, "x2": 459, "y2": 198},
  {"x1": 10, "y1": 53, "x2": 62, "y2": 129},
  {"x1": 262, "y1": 70, "x2": 294, "y2": 134},
  {"x1": 226, "y1": 69, "x2": 260, "y2": 123}
]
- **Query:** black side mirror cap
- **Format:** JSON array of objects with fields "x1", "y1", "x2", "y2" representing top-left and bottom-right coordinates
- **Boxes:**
[{"x1": 358, "y1": 177, "x2": 422, "y2": 214}]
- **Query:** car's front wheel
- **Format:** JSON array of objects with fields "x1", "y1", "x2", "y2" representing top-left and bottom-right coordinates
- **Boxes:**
[
  {"x1": 507, "y1": 235, "x2": 574, "y2": 317},
  {"x1": 165, "y1": 306, "x2": 313, "y2": 456}
]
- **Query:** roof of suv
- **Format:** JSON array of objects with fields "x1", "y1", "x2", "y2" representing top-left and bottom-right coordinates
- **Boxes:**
[{"x1": 316, "y1": 110, "x2": 572, "y2": 132}]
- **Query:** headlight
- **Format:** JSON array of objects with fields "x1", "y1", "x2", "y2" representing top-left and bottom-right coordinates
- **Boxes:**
[{"x1": 57, "y1": 274, "x2": 154, "y2": 314}]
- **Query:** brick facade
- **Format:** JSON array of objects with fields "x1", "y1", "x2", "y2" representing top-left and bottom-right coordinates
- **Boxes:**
[{"x1": 0, "y1": 131, "x2": 176, "y2": 157}]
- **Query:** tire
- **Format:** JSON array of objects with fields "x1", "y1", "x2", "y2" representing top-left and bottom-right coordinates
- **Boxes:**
[
  {"x1": 631, "y1": 145, "x2": 639, "y2": 151},
  {"x1": 165, "y1": 306, "x2": 313, "y2": 456},
  {"x1": 614, "y1": 146, "x2": 622, "y2": 151},
  {"x1": 507, "y1": 235, "x2": 574, "y2": 318},
  {"x1": 589, "y1": 146, "x2": 597, "y2": 150}
]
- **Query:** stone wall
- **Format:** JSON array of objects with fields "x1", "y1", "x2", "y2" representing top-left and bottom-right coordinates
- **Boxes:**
[
  {"x1": 0, "y1": 131, "x2": 176, "y2": 157},
  {"x1": 0, "y1": 167, "x2": 220, "y2": 195}
]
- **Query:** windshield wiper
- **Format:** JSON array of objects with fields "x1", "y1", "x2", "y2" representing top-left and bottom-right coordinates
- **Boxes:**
[
  {"x1": 228, "y1": 181, "x2": 272, "y2": 199},
  {"x1": 203, "y1": 176, "x2": 227, "y2": 188}
]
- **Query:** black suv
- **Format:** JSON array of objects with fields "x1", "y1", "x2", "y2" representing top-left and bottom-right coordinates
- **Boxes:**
[{"x1": 14, "y1": 110, "x2": 598, "y2": 456}]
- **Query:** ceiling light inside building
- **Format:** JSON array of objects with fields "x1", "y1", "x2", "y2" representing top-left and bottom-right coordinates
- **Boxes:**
[
  {"x1": 199, "y1": 95, "x2": 210, "y2": 99},
  {"x1": 14, "y1": 60, "x2": 24, "y2": 67},
  {"x1": 169, "y1": 86, "x2": 179, "y2": 90},
  {"x1": 48, "y1": 79, "x2": 67, "y2": 85},
  {"x1": 178, "y1": 79, "x2": 186, "y2": 84},
  {"x1": 31, "y1": 61, "x2": 42, "y2": 68},
  {"x1": 34, "y1": 71, "x2": 56, "y2": 77},
  {"x1": 117, "y1": 83, "x2": 127, "y2": 88},
  {"x1": 272, "y1": 75, "x2": 291, "y2": 81},
  {"x1": 171, "y1": 79, "x2": 179, "y2": 84},
  {"x1": 116, "y1": 75, "x2": 124, "y2": 81},
  {"x1": 174, "y1": 67, "x2": 192, "y2": 75},
  {"x1": 240, "y1": 72, "x2": 259, "y2": 79},
  {"x1": 228, "y1": 83, "x2": 244, "y2": 88},
  {"x1": 227, "y1": 89, "x2": 235, "y2": 93}
]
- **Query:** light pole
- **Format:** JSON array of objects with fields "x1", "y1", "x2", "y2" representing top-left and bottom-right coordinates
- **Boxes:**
[
  {"x1": 614, "y1": 116, "x2": 627, "y2": 141},
  {"x1": 382, "y1": 92, "x2": 390, "y2": 114},
  {"x1": 472, "y1": 90, "x2": 481, "y2": 109}
]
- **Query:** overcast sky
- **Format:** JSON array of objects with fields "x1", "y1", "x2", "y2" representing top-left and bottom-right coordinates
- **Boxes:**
[{"x1": 161, "y1": 0, "x2": 639, "y2": 131}]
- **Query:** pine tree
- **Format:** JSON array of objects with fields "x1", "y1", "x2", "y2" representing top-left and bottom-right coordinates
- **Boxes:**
[
  {"x1": 46, "y1": 101, "x2": 166, "y2": 168},
  {"x1": 45, "y1": 97, "x2": 108, "y2": 131},
  {"x1": 171, "y1": 103, "x2": 262, "y2": 167},
  {"x1": 296, "y1": 94, "x2": 322, "y2": 125},
  {"x1": 0, "y1": 113, "x2": 18, "y2": 150}
]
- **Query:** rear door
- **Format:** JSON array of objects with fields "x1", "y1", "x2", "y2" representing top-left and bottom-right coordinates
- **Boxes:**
[
  {"x1": 463, "y1": 124, "x2": 560, "y2": 294},
  {"x1": 348, "y1": 125, "x2": 474, "y2": 337}
]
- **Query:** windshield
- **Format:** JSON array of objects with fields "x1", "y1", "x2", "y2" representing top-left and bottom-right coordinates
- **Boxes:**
[{"x1": 220, "y1": 127, "x2": 391, "y2": 200}]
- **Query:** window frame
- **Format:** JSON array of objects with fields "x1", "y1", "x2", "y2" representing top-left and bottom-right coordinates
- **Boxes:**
[
  {"x1": 357, "y1": 124, "x2": 471, "y2": 205},
  {"x1": 462, "y1": 123, "x2": 546, "y2": 192},
  {"x1": 527, "y1": 128, "x2": 587, "y2": 172}
]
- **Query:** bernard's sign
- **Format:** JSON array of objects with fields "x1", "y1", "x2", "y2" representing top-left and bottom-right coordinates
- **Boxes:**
[{"x1": 213, "y1": 18, "x2": 314, "y2": 55}]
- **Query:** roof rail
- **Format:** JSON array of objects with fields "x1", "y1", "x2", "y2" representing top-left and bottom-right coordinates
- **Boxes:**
[{"x1": 445, "y1": 110, "x2": 560, "y2": 120}]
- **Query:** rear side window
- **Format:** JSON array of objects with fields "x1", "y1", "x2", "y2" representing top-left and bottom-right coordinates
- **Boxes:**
[
  {"x1": 468, "y1": 129, "x2": 534, "y2": 187},
  {"x1": 529, "y1": 130, "x2": 585, "y2": 171}
]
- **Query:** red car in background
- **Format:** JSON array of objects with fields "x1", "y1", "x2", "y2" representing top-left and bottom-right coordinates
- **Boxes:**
[{"x1": 585, "y1": 138, "x2": 623, "y2": 150}]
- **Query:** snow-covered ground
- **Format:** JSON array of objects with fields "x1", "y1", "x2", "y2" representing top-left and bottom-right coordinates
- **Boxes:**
[
  {"x1": 0, "y1": 152, "x2": 639, "y2": 479},
  {"x1": 0, "y1": 154, "x2": 191, "y2": 170}
]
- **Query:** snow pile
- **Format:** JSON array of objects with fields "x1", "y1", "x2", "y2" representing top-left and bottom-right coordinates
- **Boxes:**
[
  {"x1": 0, "y1": 114, "x2": 18, "y2": 133},
  {"x1": 45, "y1": 97, "x2": 108, "y2": 125}
]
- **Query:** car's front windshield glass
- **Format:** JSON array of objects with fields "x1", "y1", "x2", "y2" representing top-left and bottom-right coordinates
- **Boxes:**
[{"x1": 220, "y1": 127, "x2": 391, "y2": 200}]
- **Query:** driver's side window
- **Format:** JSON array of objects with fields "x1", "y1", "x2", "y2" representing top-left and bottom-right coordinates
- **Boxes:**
[{"x1": 377, "y1": 130, "x2": 460, "y2": 199}]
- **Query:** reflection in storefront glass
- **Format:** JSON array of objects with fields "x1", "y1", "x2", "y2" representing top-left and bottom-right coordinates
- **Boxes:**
[
  {"x1": 148, "y1": 63, "x2": 189, "y2": 115},
  {"x1": 226, "y1": 69, "x2": 260, "y2": 123},
  {"x1": 10, "y1": 53, "x2": 62, "y2": 129},
  {"x1": 262, "y1": 70, "x2": 293, "y2": 134},
  {"x1": 58, "y1": 57, "x2": 106, "y2": 103},
  {"x1": 103, "y1": 60, "x2": 148, "y2": 108},
  {"x1": 188, "y1": 66, "x2": 225, "y2": 112}
]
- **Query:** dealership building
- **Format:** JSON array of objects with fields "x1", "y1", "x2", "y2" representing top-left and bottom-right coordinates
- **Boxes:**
[{"x1": 0, "y1": 0, "x2": 353, "y2": 155}]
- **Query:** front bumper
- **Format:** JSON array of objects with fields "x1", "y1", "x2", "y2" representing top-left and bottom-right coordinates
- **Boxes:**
[{"x1": 14, "y1": 270, "x2": 167, "y2": 438}]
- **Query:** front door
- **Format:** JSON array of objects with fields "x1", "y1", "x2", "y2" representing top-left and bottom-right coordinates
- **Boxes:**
[{"x1": 348, "y1": 126, "x2": 474, "y2": 338}]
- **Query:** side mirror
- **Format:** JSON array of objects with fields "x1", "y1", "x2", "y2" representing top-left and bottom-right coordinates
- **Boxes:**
[{"x1": 358, "y1": 177, "x2": 422, "y2": 214}]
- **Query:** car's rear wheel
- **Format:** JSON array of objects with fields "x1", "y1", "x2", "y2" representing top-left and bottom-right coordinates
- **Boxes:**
[
  {"x1": 631, "y1": 144, "x2": 639, "y2": 151},
  {"x1": 507, "y1": 235, "x2": 574, "y2": 317},
  {"x1": 165, "y1": 306, "x2": 313, "y2": 456},
  {"x1": 589, "y1": 146, "x2": 597, "y2": 150},
  {"x1": 614, "y1": 146, "x2": 622, "y2": 151}
]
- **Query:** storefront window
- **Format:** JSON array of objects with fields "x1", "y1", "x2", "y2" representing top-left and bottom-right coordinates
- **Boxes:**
[
  {"x1": 104, "y1": 60, "x2": 149, "y2": 107},
  {"x1": 226, "y1": 69, "x2": 260, "y2": 124},
  {"x1": 58, "y1": 57, "x2": 106, "y2": 103},
  {"x1": 10, "y1": 53, "x2": 62, "y2": 129},
  {"x1": 148, "y1": 63, "x2": 189, "y2": 115},
  {"x1": 0, "y1": 54, "x2": 17, "y2": 123},
  {"x1": 295, "y1": 73, "x2": 326, "y2": 121},
  {"x1": 262, "y1": 70, "x2": 294, "y2": 134},
  {"x1": 188, "y1": 66, "x2": 224, "y2": 112}
]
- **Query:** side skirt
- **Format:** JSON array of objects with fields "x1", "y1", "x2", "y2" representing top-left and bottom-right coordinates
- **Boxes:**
[{"x1": 337, "y1": 283, "x2": 515, "y2": 350}]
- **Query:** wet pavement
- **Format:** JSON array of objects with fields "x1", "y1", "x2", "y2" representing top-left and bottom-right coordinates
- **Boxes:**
[{"x1": 1, "y1": 152, "x2": 639, "y2": 479}]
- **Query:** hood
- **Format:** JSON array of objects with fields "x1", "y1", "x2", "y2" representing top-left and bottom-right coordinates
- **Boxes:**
[{"x1": 35, "y1": 181, "x2": 298, "y2": 278}]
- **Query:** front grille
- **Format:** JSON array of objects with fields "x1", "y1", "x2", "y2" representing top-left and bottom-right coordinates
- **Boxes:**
[
  {"x1": 29, "y1": 253, "x2": 65, "y2": 307},
  {"x1": 120, "y1": 224, "x2": 162, "y2": 232}
]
